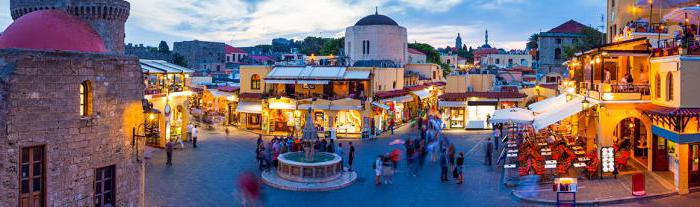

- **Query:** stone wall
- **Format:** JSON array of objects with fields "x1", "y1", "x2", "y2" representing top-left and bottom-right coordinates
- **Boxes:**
[
  {"x1": 173, "y1": 40, "x2": 226, "y2": 71},
  {"x1": 0, "y1": 49, "x2": 145, "y2": 207}
]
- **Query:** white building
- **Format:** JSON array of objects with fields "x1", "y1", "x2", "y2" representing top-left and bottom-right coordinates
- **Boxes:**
[
  {"x1": 407, "y1": 48, "x2": 426, "y2": 64},
  {"x1": 480, "y1": 52, "x2": 532, "y2": 68},
  {"x1": 345, "y1": 11, "x2": 407, "y2": 67}
]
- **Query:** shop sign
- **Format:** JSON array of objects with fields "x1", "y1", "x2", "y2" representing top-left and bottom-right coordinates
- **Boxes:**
[{"x1": 553, "y1": 178, "x2": 578, "y2": 192}]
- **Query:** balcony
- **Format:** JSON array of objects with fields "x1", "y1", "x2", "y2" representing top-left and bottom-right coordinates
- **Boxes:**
[
  {"x1": 579, "y1": 82, "x2": 650, "y2": 101},
  {"x1": 652, "y1": 36, "x2": 700, "y2": 57},
  {"x1": 145, "y1": 84, "x2": 188, "y2": 95}
]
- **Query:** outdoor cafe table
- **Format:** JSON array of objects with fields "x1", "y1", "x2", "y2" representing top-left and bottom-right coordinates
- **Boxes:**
[
  {"x1": 504, "y1": 164, "x2": 517, "y2": 169},
  {"x1": 574, "y1": 150, "x2": 586, "y2": 155},
  {"x1": 574, "y1": 163, "x2": 587, "y2": 168},
  {"x1": 578, "y1": 157, "x2": 590, "y2": 162},
  {"x1": 572, "y1": 146, "x2": 583, "y2": 150},
  {"x1": 545, "y1": 160, "x2": 557, "y2": 165},
  {"x1": 541, "y1": 148, "x2": 552, "y2": 152},
  {"x1": 541, "y1": 151, "x2": 552, "y2": 156},
  {"x1": 507, "y1": 144, "x2": 518, "y2": 148},
  {"x1": 507, "y1": 149, "x2": 518, "y2": 153}
]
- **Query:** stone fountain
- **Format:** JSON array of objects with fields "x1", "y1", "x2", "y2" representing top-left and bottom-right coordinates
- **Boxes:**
[{"x1": 261, "y1": 108, "x2": 357, "y2": 191}]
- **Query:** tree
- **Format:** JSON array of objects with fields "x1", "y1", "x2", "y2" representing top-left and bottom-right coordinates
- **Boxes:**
[
  {"x1": 409, "y1": 43, "x2": 451, "y2": 77},
  {"x1": 173, "y1": 53, "x2": 187, "y2": 67},
  {"x1": 561, "y1": 27, "x2": 604, "y2": 59},
  {"x1": 158, "y1": 41, "x2": 170, "y2": 53},
  {"x1": 526, "y1": 33, "x2": 539, "y2": 50},
  {"x1": 319, "y1": 37, "x2": 344, "y2": 56}
]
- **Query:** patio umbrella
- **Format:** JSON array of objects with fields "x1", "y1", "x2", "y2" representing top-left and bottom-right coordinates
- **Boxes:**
[
  {"x1": 664, "y1": 6, "x2": 700, "y2": 24},
  {"x1": 489, "y1": 108, "x2": 535, "y2": 125}
]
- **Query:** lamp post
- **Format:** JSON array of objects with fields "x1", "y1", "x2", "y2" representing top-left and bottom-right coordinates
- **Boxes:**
[{"x1": 649, "y1": 0, "x2": 654, "y2": 25}]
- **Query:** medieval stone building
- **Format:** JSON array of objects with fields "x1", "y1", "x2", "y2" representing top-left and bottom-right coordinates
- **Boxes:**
[{"x1": 0, "y1": 5, "x2": 144, "y2": 207}]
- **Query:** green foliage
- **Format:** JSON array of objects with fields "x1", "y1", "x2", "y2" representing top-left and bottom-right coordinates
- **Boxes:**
[
  {"x1": 319, "y1": 37, "x2": 344, "y2": 56},
  {"x1": 158, "y1": 41, "x2": 170, "y2": 53},
  {"x1": 173, "y1": 53, "x2": 187, "y2": 67},
  {"x1": 562, "y1": 27, "x2": 604, "y2": 59},
  {"x1": 526, "y1": 34, "x2": 539, "y2": 50}
]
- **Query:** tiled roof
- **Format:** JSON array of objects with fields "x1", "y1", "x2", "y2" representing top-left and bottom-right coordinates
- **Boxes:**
[
  {"x1": 225, "y1": 44, "x2": 247, "y2": 54},
  {"x1": 239, "y1": 93, "x2": 262, "y2": 99},
  {"x1": 636, "y1": 104, "x2": 700, "y2": 117},
  {"x1": 405, "y1": 85, "x2": 428, "y2": 91},
  {"x1": 547, "y1": 20, "x2": 588, "y2": 34},
  {"x1": 407, "y1": 48, "x2": 425, "y2": 55},
  {"x1": 500, "y1": 86, "x2": 519, "y2": 92},
  {"x1": 538, "y1": 83, "x2": 559, "y2": 89},
  {"x1": 375, "y1": 89, "x2": 409, "y2": 99},
  {"x1": 439, "y1": 92, "x2": 527, "y2": 100},
  {"x1": 217, "y1": 86, "x2": 240, "y2": 92}
]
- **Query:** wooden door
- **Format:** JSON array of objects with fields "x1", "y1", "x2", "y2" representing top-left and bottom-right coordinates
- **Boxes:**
[
  {"x1": 19, "y1": 146, "x2": 45, "y2": 207},
  {"x1": 652, "y1": 135, "x2": 669, "y2": 171}
]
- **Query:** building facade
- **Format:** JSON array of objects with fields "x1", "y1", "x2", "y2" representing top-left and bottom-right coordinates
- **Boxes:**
[
  {"x1": 0, "y1": 9, "x2": 144, "y2": 207},
  {"x1": 480, "y1": 52, "x2": 533, "y2": 69},
  {"x1": 345, "y1": 12, "x2": 408, "y2": 67},
  {"x1": 173, "y1": 40, "x2": 226, "y2": 71},
  {"x1": 537, "y1": 20, "x2": 589, "y2": 75}
]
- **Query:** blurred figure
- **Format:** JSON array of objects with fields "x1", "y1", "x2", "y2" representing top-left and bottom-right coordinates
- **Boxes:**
[
  {"x1": 238, "y1": 172, "x2": 262, "y2": 207},
  {"x1": 375, "y1": 155, "x2": 383, "y2": 185},
  {"x1": 485, "y1": 138, "x2": 493, "y2": 166},
  {"x1": 165, "y1": 139, "x2": 174, "y2": 166},
  {"x1": 348, "y1": 142, "x2": 355, "y2": 171},
  {"x1": 456, "y1": 152, "x2": 464, "y2": 184},
  {"x1": 440, "y1": 148, "x2": 448, "y2": 182}
]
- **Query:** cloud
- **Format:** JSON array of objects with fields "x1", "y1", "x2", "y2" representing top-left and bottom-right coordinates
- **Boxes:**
[
  {"x1": 408, "y1": 25, "x2": 478, "y2": 48},
  {"x1": 398, "y1": 0, "x2": 463, "y2": 12}
]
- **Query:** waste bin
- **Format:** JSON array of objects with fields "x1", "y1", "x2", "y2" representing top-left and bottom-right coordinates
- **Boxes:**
[{"x1": 632, "y1": 173, "x2": 646, "y2": 196}]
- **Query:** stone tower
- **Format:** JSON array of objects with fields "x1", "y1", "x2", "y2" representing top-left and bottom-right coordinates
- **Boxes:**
[
  {"x1": 455, "y1": 33, "x2": 462, "y2": 49},
  {"x1": 10, "y1": 0, "x2": 130, "y2": 54}
]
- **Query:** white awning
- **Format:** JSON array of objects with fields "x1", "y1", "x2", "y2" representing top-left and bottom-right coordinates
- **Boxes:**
[
  {"x1": 269, "y1": 101, "x2": 296, "y2": 110},
  {"x1": 343, "y1": 70, "x2": 370, "y2": 80},
  {"x1": 381, "y1": 95, "x2": 414, "y2": 103},
  {"x1": 236, "y1": 101, "x2": 262, "y2": 114},
  {"x1": 297, "y1": 80, "x2": 330, "y2": 85},
  {"x1": 528, "y1": 94, "x2": 567, "y2": 114},
  {"x1": 533, "y1": 97, "x2": 596, "y2": 131},
  {"x1": 489, "y1": 108, "x2": 534, "y2": 124},
  {"x1": 265, "y1": 79, "x2": 296, "y2": 84},
  {"x1": 410, "y1": 89, "x2": 431, "y2": 100},
  {"x1": 330, "y1": 105, "x2": 363, "y2": 111},
  {"x1": 372, "y1": 102, "x2": 390, "y2": 110},
  {"x1": 439, "y1": 101, "x2": 466, "y2": 108},
  {"x1": 209, "y1": 90, "x2": 236, "y2": 98}
]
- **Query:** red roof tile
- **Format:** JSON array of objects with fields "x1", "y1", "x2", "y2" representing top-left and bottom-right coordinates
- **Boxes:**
[
  {"x1": 239, "y1": 93, "x2": 262, "y2": 99},
  {"x1": 538, "y1": 83, "x2": 559, "y2": 89},
  {"x1": 225, "y1": 44, "x2": 247, "y2": 54},
  {"x1": 217, "y1": 86, "x2": 240, "y2": 92},
  {"x1": 405, "y1": 85, "x2": 428, "y2": 91},
  {"x1": 636, "y1": 104, "x2": 700, "y2": 117},
  {"x1": 407, "y1": 48, "x2": 425, "y2": 55},
  {"x1": 547, "y1": 20, "x2": 588, "y2": 34},
  {"x1": 439, "y1": 92, "x2": 527, "y2": 100},
  {"x1": 375, "y1": 89, "x2": 408, "y2": 99},
  {"x1": 500, "y1": 86, "x2": 519, "y2": 92}
]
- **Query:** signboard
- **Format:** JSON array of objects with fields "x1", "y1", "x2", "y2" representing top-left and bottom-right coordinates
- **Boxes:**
[
  {"x1": 553, "y1": 178, "x2": 578, "y2": 192},
  {"x1": 601, "y1": 146, "x2": 616, "y2": 173}
]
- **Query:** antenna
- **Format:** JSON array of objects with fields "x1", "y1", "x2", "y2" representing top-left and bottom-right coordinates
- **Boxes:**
[{"x1": 375, "y1": 6, "x2": 378, "y2": 15}]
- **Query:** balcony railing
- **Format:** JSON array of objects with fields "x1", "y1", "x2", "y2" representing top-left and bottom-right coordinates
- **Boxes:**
[
  {"x1": 578, "y1": 82, "x2": 650, "y2": 101},
  {"x1": 653, "y1": 37, "x2": 700, "y2": 57}
]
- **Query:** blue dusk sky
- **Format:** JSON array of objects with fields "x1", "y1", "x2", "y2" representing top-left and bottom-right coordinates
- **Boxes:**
[{"x1": 0, "y1": 0, "x2": 605, "y2": 50}]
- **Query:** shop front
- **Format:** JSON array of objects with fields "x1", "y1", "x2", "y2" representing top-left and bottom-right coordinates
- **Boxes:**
[
  {"x1": 266, "y1": 97, "x2": 298, "y2": 135},
  {"x1": 144, "y1": 92, "x2": 191, "y2": 147},
  {"x1": 381, "y1": 95, "x2": 414, "y2": 124},
  {"x1": 466, "y1": 102, "x2": 497, "y2": 129},
  {"x1": 438, "y1": 101, "x2": 467, "y2": 129},
  {"x1": 372, "y1": 102, "x2": 390, "y2": 133},
  {"x1": 237, "y1": 100, "x2": 263, "y2": 130}
]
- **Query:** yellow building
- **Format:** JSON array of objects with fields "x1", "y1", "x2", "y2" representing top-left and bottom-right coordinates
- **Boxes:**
[
  {"x1": 237, "y1": 65, "x2": 444, "y2": 137},
  {"x1": 141, "y1": 59, "x2": 195, "y2": 147}
]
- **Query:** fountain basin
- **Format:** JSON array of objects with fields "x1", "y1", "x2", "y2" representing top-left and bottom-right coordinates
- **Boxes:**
[{"x1": 276, "y1": 152, "x2": 343, "y2": 183}]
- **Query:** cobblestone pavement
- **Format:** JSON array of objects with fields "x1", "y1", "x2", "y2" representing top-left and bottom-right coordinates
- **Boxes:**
[
  {"x1": 145, "y1": 125, "x2": 535, "y2": 207},
  {"x1": 144, "y1": 125, "x2": 700, "y2": 207}
]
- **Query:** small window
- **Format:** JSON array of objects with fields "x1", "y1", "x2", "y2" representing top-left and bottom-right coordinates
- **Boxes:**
[
  {"x1": 367, "y1": 40, "x2": 370, "y2": 54},
  {"x1": 19, "y1": 146, "x2": 45, "y2": 207},
  {"x1": 554, "y1": 48, "x2": 562, "y2": 60},
  {"x1": 556, "y1": 38, "x2": 562, "y2": 44},
  {"x1": 251, "y1": 74, "x2": 261, "y2": 90},
  {"x1": 432, "y1": 71, "x2": 437, "y2": 80},
  {"x1": 80, "y1": 81, "x2": 92, "y2": 117},
  {"x1": 667, "y1": 73, "x2": 674, "y2": 101},
  {"x1": 94, "y1": 165, "x2": 116, "y2": 207},
  {"x1": 392, "y1": 81, "x2": 396, "y2": 89},
  {"x1": 495, "y1": 59, "x2": 500, "y2": 64}
]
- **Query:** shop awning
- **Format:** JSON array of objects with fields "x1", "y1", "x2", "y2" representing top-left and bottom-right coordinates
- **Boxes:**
[
  {"x1": 209, "y1": 89, "x2": 236, "y2": 99},
  {"x1": 533, "y1": 97, "x2": 596, "y2": 131},
  {"x1": 269, "y1": 101, "x2": 297, "y2": 110},
  {"x1": 489, "y1": 108, "x2": 534, "y2": 124},
  {"x1": 528, "y1": 94, "x2": 567, "y2": 114},
  {"x1": 439, "y1": 101, "x2": 466, "y2": 108},
  {"x1": 372, "y1": 102, "x2": 390, "y2": 110},
  {"x1": 381, "y1": 95, "x2": 414, "y2": 103},
  {"x1": 330, "y1": 105, "x2": 363, "y2": 111},
  {"x1": 297, "y1": 80, "x2": 330, "y2": 85},
  {"x1": 410, "y1": 89, "x2": 431, "y2": 100},
  {"x1": 265, "y1": 79, "x2": 296, "y2": 84},
  {"x1": 298, "y1": 104, "x2": 330, "y2": 110},
  {"x1": 236, "y1": 101, "x2": 262, "y2": 114}
]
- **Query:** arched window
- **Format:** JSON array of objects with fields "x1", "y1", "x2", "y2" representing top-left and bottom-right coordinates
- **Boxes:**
[
  {"x1": 251, "y1": 74, "x2": 261, "y2": 90},
  {"x1": 666, "y1": 73, "x2": 674, "y2": 101},
  {"x1": 655, "y1": 73, "x2": 661, "y2": 99},
  {"x1": 554, "y1": 48, "x2": 562, "y2": 60},
  {"x1": 495, "y1": 59, "x2": 500, "y2": 64},
  {"x1": 80, "y1": 80, "x2": 92, "y2": 117}
]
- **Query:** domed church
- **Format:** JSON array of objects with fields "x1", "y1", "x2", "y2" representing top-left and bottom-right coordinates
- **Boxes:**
[{"x1": 345, "y1": 10, "x2": 408, "y2": 67}]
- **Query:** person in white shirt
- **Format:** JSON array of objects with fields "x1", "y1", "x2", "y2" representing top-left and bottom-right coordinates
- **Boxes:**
[
  {"x1": 186, "y1": 124, "x2": 193, "y2": 142},
  {"x1": 192, "y1": 125, "x2": 199, "y2": 148}
]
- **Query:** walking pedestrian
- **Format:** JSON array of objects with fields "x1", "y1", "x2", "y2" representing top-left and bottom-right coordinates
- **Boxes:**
[
  {"x1": 383, "y1": 155, "x2": 394, "y2": 184},
  {"x1": 440, "y1": 148, "x2": 448, "y2": 182},
  {"x1": 390, "y1": 119, "x2": 395, "y2": 135},
  {"x1": 348, "y1": 142, "x2": 355, "y2": 171},
  {"x1": 485, "y1": 138, "x2": 493, "y2": 166},
  {"x1": 456, "y1": 152, "x2": 464, "y2": 184},
  {"x1": 187, "y1": 123, "x2": 193, "y2": 142},
  {"x1": 165, "y1": 139, "x2": 174, "y2": 166},
  {"x1": 256, "y1": 145, "x2": 265, "y2": 171},
  {"x1": 238, "y1": 172, "x2": 261, "y2": 207},
  {"x1": 336, "y1": 143, "x2": 344, "y2": 167},
  {"x1": 328, "y1": 139, "x2": 336, "y2": 153},
  {"x1": 448, "y1": 144, "x2": 456, "y2": 171},
  {"x1": 375, "y1": 155, "x2": 383, "y2": 185},
  {"x1": 192, "y1": 125, "x2": 199, "y2": 148}
]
